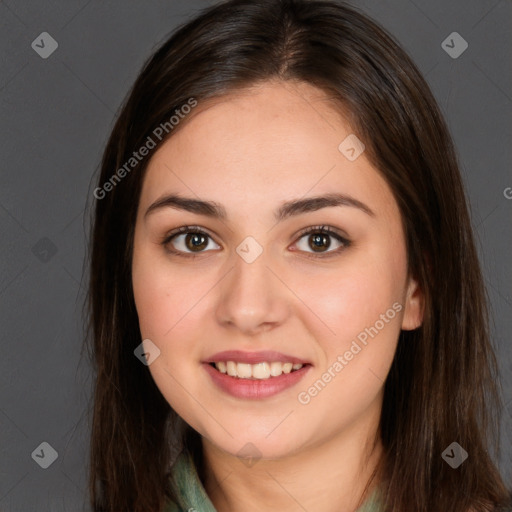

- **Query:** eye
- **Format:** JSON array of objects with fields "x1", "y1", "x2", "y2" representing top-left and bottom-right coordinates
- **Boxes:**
[
  {"x1": 161, "y1": 226, "x2": 220, "y2": 257},
  {"x1": 293, "y1": 225, "x2": 350, "y2": 256},
  {"x1": 161, "y1": 224, "x2": 351, "y2": 259}
]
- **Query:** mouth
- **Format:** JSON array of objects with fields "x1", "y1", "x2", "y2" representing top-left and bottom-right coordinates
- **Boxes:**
[
  {"x1": 208, "y1": 361, "x2": 306, "y2": 379},
  {"x1": 202, "y1": 351, "x2": 312, "y2": 399}
]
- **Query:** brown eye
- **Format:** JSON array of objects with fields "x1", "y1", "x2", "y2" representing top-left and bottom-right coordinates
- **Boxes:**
[
  {"x1": 184, "y1": 232, "x2": 209, "y2": 251},
  {"x1": 308, "y1": 233, "x2": 332, "y2": 252},
  {"x1": 294, "y1": 226, "x2": 350, "y2": 256},
  {"x1": 163, "y1": 227, "x2": 221, "y2": 255}
]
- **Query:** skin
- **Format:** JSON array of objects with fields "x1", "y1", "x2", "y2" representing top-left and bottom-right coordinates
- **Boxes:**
[{"x1": 131, "y1": 80, "x2": 424, "y2": 512}]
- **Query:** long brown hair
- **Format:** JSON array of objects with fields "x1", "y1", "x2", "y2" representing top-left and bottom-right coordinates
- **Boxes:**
[{"x1": 85, "y1": 0, "x2": 511, "y2": 510}]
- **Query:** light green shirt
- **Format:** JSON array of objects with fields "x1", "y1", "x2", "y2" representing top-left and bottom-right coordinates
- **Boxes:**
[{"x1": 165, "y1": 450, "x2": 383, "y2": 512}]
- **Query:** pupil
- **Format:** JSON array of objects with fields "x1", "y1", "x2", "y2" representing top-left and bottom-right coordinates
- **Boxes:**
[
  {"x1": 310, "y1": 233, "x2": 329, "y2": 252},
  {"x1": 187, "y1": 233, "x2": 207, "y2": 251}
]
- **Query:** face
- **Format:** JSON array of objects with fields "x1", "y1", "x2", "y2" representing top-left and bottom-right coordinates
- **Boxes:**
[{"x1": 131, "y1": 81, "x2": 423, "y2": 459}]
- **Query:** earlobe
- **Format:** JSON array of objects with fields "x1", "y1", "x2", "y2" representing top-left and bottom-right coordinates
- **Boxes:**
[{"x1": 401, "y1": 277, "x2": 424, "y2": 331}]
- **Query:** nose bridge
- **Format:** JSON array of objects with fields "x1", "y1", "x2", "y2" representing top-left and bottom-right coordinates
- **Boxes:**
[{"x1": 216, "y1": 237, "x2": 288, "y2": 333}]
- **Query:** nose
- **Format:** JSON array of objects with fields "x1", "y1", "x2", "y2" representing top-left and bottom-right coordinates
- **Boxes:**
[{"x1": 215, "y1": 246, "x2": 290, "y2": 336}]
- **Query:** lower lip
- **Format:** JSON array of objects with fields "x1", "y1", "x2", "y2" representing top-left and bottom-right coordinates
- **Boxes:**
[{"x1": 203, "y1": 363, "x2": 311, "y2": 399}]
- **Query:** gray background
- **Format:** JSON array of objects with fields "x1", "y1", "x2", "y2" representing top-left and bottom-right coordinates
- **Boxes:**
[{"x1": 0, "y1": 0, "x2": 511, "y2": 510}]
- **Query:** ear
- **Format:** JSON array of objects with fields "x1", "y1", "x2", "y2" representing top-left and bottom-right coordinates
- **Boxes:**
[{"x1": 401, "y1": 276, "x2": 424, "y2": 331}]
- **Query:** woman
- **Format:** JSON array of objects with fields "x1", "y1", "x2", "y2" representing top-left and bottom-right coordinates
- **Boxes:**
[{"x1": 85, "y1": 0, "x2": 512, "y2": 510}]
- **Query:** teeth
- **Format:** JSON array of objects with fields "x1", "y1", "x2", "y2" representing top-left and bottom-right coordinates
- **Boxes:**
[
  {"x1": 226, "y1": 361, "x2": 237, "y2": 377},
  {"x1": 214, "y1": 361, "x2": 304, "y2": 379},
  {"x1": 252, "y1": 362, "x2": 270, "y2": 379},
  {"x1": 236, "y1": 363, "x2": 252, "y2": 378},
  {"x1": 269, "y1": 361, "x2": 282, "y2": 376}
]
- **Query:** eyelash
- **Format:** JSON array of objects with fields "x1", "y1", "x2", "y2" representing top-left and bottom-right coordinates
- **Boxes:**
[{"x1": 160, "y1": 224, "x2": 351, "y2": 259}]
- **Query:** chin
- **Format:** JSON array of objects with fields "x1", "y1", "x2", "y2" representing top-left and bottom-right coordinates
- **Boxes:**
[{"x1": 199, "y1": 419, "x2": 312, "y2": 461}]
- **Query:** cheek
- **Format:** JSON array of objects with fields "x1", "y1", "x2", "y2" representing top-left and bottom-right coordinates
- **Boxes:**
[
  {"x1": 293, "y1": 255, "x2": 404, "y2": 347},
  {"x1": 288, "y1": 244, "x2": 406, "y2": 409},
  {"x1": 132, "y1": 250, "x2": 214, "y2": 425},
  {"x1": 132, "y1": 246, "x2": 206, "y2": 341},
  {"x1": 293, "y1": 267, "x2": 402, "y2": 421}
]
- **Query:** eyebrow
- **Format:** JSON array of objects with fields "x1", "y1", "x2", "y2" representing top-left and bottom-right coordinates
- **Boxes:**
[{"x1": 144, "y1": 192, "x2": 375, "y2": 222}]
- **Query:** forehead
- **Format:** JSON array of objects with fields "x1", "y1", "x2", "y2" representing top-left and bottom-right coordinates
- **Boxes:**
[
  {"x1": 140, "y1": 81, "x2": 397, "y2": 220},
  {"x1": 167, "y1": 80, "x2": 352, "y2": 160}
]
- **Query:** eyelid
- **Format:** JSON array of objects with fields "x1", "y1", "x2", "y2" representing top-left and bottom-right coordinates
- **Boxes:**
[
  {"x1": 291, "y1": 224, "x2": 351, "y2": 257},
  {"x1": 294, "y1": 224, "x2": 349, "y2": 242},
  {"x1": 161, "y1": 225, "x2": 220, "y2": 257},
  {"x1": 161, "y1": 225, "x2": 216, "y2": 242}
]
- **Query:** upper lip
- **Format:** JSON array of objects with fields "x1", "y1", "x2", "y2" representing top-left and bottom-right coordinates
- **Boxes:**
[{"x1": 204, "y1": 350, "x2": 311, "y2": 365}]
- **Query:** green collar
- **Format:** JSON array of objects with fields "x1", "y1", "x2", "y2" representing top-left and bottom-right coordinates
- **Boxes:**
[
  {"x1": 166, "y1": 450, "x2": 383, "y2": 512},
  {"x1": 166, "y1": 450, "x2": 216, "y2": 512}
]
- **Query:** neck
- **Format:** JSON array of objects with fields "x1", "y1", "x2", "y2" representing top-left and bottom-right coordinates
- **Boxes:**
[{"x1": 201, "y1": 397, "x2": 383, "y2": 512}]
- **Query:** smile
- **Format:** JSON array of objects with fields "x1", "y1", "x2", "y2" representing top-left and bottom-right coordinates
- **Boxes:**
[
  {"x1": 203, "y1": 351, "x2": 312, "y2": 399},
  {"x1": 212, "y1": 361, "x2": 304, "y2": 379}
]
